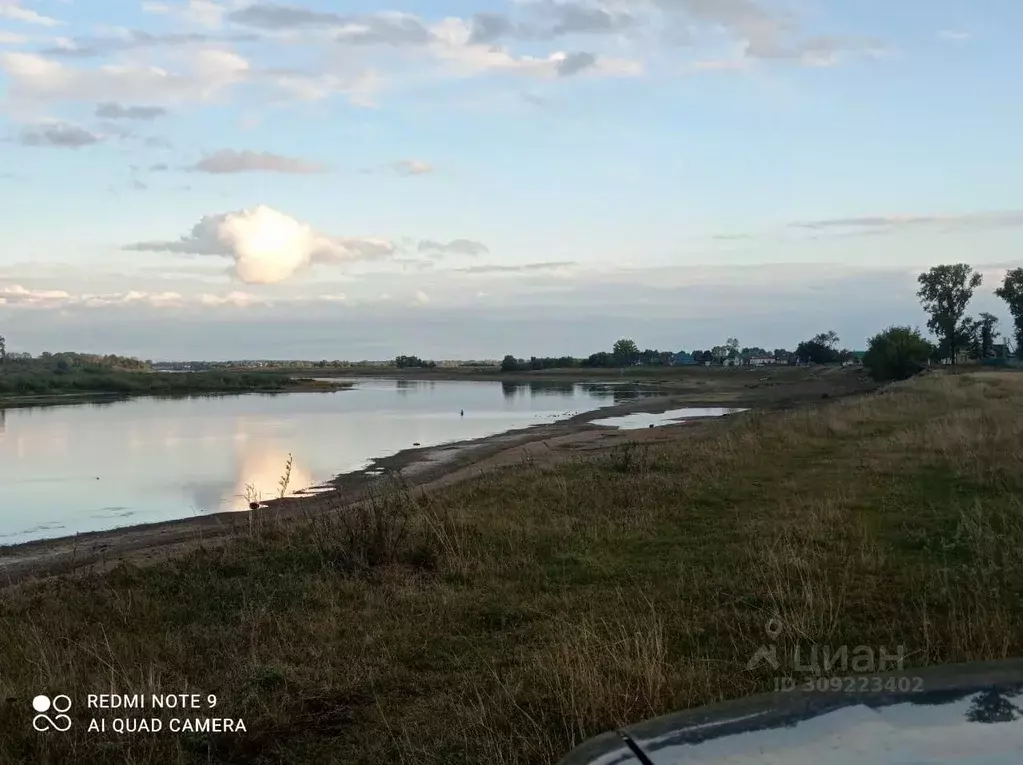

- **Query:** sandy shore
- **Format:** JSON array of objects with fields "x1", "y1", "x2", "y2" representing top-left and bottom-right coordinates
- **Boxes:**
[{"x1": 0, "y1": 367, "x2": 876, "y2": 585}]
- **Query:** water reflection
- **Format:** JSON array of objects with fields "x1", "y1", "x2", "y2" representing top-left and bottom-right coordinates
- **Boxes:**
[
  {"x1": 230, "y1": 441, "x2": 317, "y2": 508},
  {"x1": 1, "y1": 377, "x2": 660, "y2": 542}
]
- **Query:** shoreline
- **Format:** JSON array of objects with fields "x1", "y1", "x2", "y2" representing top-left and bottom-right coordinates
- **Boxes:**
[
  {"x1": 0, "y1": 379, "x2": 351, "y2": 410},
  {"x1": 0, "y1": 367, "x2": 878, "y2": 584}
]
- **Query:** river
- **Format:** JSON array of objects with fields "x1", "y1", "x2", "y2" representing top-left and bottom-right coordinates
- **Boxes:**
[{"x1": 0, "y1": 379, "x2": 647, "y2": 544}]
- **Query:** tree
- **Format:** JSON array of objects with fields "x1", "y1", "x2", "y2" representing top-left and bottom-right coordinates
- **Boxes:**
[
  {"x1": 612, "y1": 338, "x2": 639, "y2": 366},
  {"x1": 795, "y1": 330, "x2": 841, "y2": 364},
  {"x1": 725, "y1": 337, "x2": 740, "y2": 360},
  {"x1": 995, "y1": 268, "x2": 1023, "y2": 359},
  {"x1": 967, "y1": 312, "x2": 999, "y2": 359},
  {"x1": 500, "y1": 354, "x2": 520, "y2": 372},
  {"x1": 583, "y1": 351, "x2": 615, "y2": 368},
  {"x1": 812, "y1": 330, "x2": 840, "y2": 348},
  {"x1": 917, "y1": 264, "x2": 982, "y2": 364},
  {"x1": 863, "y1": 326, "x2": 934, "y2": 382},
  {"x1": 0, "y1": 334, "x2": 5, "y2": 363}
]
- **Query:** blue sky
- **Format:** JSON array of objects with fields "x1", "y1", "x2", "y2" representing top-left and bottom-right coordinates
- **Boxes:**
[{"x1": 1, "y1": 0, "x2": 1021, "y2": 360}]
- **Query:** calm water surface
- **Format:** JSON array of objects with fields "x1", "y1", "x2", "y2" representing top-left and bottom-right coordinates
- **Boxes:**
[{"x1": 0, "y1": 379, "x2": 647, "y2": 543}]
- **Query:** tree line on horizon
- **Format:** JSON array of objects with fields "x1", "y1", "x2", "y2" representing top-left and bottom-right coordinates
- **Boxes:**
[{"x1": 498, "y1": 265, "x2": 1023, "y2": 382}]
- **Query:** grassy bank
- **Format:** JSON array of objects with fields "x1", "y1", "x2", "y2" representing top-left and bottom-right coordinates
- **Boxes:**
[
  {"x1": 2, "y1": 371, "x2": 1022, "y2": 763},
  {"x1": 0, "y1": 369, "x2": 341, "y2": 406}
]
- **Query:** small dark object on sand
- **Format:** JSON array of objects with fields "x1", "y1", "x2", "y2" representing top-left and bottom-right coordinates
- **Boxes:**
[
  {"x1": 248, "y1": 501, "x2": 259, "y2": 511},
  {"x1": 460, "y1": 409, "x2": 464, "y2": 417},
  {"x1": 649, "y1": 424, "x2": 655, "y2": 428},
  {"x1": 414, "y1": 442, "x2": 421, "y2": 446}
]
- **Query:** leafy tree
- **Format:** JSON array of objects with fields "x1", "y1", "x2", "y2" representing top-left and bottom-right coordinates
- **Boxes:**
[
  {"x1": 394, "y1": 355, "x2": 436, "y2": 369},
  {"x1": 612, "y1": 338, "x2": 639, "y2": 366},
  {"x1": 917, "y1": 264, "x2": 982, "y2": 364},
  {"x1": 795, "y1": 331, "x2": 841, "y2": 364},
  {"x1": 863, "y1": 326, "x2": 934, "y2": 382},
  {"x1": 583, "y1": 351, "x2": 615, "y2": 368},
  {"x1": 966, "y1": 312, "x2": 1000, "y2": 359},
  {"x1": 812, "y1": 330, "x2": 840, "y2": 348},
  {"x1": 725, "y1": 337, "x2": 740, "y2": 360},
  {"x1": 0, "y1": 334, "x2": 5, "y2": 363},
  {"x1": 500, "y1": 354, "x2": 520, "y2": 372},
  {"x1": 995, "y1": 268, "x2": 1023, "y2": 359}
]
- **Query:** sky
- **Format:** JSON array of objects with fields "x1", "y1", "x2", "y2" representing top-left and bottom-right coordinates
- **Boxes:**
[{"x1": 1, "y1": 0, "x2": 1021, "y2": 360}]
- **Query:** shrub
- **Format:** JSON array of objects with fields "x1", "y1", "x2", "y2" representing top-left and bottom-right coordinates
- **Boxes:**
[{"x1": 864, "y1": 326, "x2": 934, "y2": 382}]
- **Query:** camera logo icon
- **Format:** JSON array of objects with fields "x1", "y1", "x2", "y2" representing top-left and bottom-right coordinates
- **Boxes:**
[{"x1": 32, "y1": 695, "x2": 72, "y2": 732}]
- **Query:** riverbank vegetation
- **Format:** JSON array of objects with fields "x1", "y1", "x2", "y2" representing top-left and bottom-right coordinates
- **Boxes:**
[
  {"x1": 2, "y1": 369, "x2": 1022, "y2": 763},
  {"x1": 0, "y1": 351, "x2": 333, "y2": 403}
]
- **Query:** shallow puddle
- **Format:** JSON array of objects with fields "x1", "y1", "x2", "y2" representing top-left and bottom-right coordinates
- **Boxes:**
[{"x1": 590, "y1": 407, "x2": 748, "y2": 430}]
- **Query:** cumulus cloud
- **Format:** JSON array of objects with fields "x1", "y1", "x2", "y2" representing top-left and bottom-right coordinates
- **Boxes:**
[
  {"x1": 95, "y1": 102, "x2": 168, "y2": 120},
  {"x1": 191, "y1": 149, "x2": 327, "y2": 174},
  {"x1": 418, "y1": 239, "x2": 489, "y2": 256},
  {"x1": 123, "y1": 205, "x2": 397, "y2": 284},
  {"x1": 18, "y1": 121, "x2": 101, "y2": 148}
]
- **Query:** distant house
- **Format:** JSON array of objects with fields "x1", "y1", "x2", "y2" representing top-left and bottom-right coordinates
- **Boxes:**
[
  {"x1": 673, "y1": 351, "x2": 698, "y2": 366},
  {"x1": 747, "y1": 356, "x2": 776, "y2": 367}
]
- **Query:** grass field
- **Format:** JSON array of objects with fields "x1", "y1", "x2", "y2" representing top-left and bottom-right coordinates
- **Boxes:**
[{"x1": 2, "y1": 370, "x2": 1022, "y2": 763}]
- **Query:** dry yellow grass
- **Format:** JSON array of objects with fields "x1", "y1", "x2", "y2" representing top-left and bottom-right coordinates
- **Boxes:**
[{"x1": 1, "y1": 370, "x2": 1022, "y2": 763}]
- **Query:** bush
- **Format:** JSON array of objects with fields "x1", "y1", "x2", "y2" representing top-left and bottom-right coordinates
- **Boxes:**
[{"x1": 864, "y1": 326, "x2": 934, "y2": 382}]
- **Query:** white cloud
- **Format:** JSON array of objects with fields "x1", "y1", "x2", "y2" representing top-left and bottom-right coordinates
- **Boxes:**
[
  {"x1": 79, "y1": 290, "x2": 185, "y2": 307},
  {"x1": 0, "y1": 49, "x2": 248, "y2": 106},
  {"x1": 123, "y1": 205, "x2": 397, "y2": 284},
  {"x1": 199, "y1": 290, "x2": 262, "y2": 307},
  {"x1": 413, "y1": 289, "x2": 431, "y2": 304},
  {"x1": 191, "y1": 149, "x2": 327, "y2": 174},
  {"x1": 143, "y1": 0, "x2": 227, "y2": 29},
  {"x1": 0, "y1": 284, "x2": 71, "y2": 305},
  {"x1": 0, "y1": 2, "x2": 61, "y2": 27},
  {"x1": 427, "y1": 17, "x2": 642, "y2": 78},
  {"x1": 0, "y1": 30, "x2": 28, "y2": 45}
]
